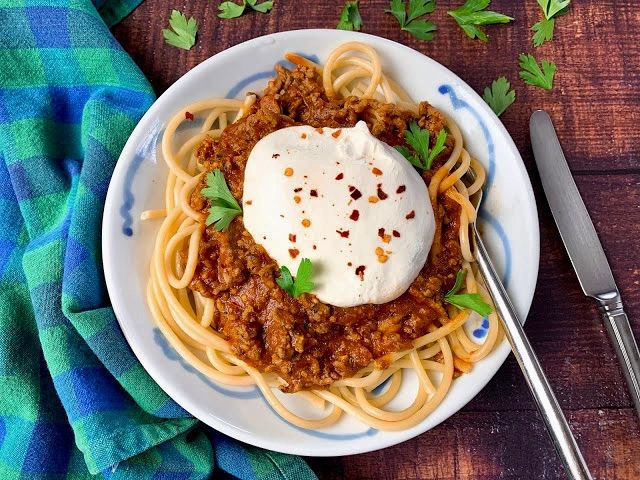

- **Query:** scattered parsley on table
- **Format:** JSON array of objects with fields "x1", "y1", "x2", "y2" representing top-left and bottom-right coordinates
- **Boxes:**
[
  {"x1": 395, "y1": 122, "x2": 447, "y2": 171},
  {"x1": 445, "y1": 270, "x2": 493, "y2": 316},
  {"x1": 482, "y1": 77, "x2": 516, "y2": 117},
  {"x1": 277, "y1": 258, "x2": 315, "y2": 298},
  {"x1": 201, "y1": 169, "x2": 242, "y2": 231},
  {"x1": 448, "y1": 0, "x2": 513, "y2": 42},
  {"x1": 519, "y1": 53, "x2": 556, "y2": 90},
  {"x1": 387, "y1": 0, "x2": 437, "y2": 41},
  {"x1": 218, "y1": 0, "x2": 273, "y2": 19},
  {"x1": 337, "y1": 1, "x2": 362, "y2": 31},
  {"x1": 162, "y1": 10, "x2": 198, "y2": 50},
  {"x1": 532, "y1": 0, "x2": 570, "y2": 47}
]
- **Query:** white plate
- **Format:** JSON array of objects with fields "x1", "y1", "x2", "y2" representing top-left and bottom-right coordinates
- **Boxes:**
[{"x1": 103, "y1": 29, "x2": 539, "y2": 456}]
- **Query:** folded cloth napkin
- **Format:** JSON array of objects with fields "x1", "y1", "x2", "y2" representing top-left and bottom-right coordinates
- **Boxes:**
[{"x1": 0, "y1": 1, "x2": 317, "y2": 478}]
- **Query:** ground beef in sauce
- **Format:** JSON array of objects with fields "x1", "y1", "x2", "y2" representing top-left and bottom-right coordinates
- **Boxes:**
[{"x1": 189, "y1": 65, "x2": 462, "y2": 392}]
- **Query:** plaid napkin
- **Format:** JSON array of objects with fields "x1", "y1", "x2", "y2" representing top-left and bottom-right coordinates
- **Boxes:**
[{"x1": 0, "y1": 1, "x2": 316, "y2": 478}]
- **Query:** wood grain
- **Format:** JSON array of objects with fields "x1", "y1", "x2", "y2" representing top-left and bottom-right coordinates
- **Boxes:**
[{"x1": 112, "y1": 1, "x2": 640, "y2": 478}]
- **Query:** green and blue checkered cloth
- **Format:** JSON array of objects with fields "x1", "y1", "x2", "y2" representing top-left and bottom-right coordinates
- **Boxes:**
[{"x1": 0, "y1": 0, "x2": 317, "y2": 478}]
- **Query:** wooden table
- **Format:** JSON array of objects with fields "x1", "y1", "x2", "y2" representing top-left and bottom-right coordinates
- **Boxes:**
[{"x1": 113, "y1": 1, "x2": 640, "y2": 478}]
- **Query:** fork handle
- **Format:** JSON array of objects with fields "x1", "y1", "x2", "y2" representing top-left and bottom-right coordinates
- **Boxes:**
[{"x1": 474, "y1": 233, "x2": 592, "y2": 480}]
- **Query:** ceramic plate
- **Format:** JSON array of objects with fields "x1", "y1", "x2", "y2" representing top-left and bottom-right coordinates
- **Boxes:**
[{"x1": 103, "y1": 29, "x2": 539, "y2": 456}]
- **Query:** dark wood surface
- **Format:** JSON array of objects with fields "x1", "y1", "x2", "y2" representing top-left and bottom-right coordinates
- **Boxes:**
[{"x1": 113, "y1": 1, "x2": 640, "y2": 478}]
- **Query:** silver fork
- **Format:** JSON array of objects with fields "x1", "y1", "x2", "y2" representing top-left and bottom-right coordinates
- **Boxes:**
[{"x1": 465, "y1": 172, "x2": 592, "y2": 480}]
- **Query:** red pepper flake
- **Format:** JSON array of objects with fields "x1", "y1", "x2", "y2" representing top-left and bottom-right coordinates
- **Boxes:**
[
  {"x1": 272, "y1": 153, "x2": 280, "y2": 159},
  {"x1": 289, "y1": 234, "x2": 296, "y2": 243},
  {"x1": 355, "y1": 265, "x2": 366, "y2": 280},
  {"x1": 185, "y1": 111, "x2": 194, "y2": 120},
  {"x1": 350, "y1": 188, "x2": 362, "y2": 200},
  {"x1": 288, "y1": 248, "x2": 300, "y2": 259},
  {"x1": 372, "y1": 167, "x2": 383, "y2": 176},
  {"x1": 396, "y1": 185, "x2": 406, "y2": 194},
  {"x1": 378, "y1": 228, "x2": 385, "y2": 239},
  {"x1": 393, "y1": 230, "x2": 400, "y2": 237},
  {"x1": 310, "y1": 189, "x2": 318, "y2": 197},
  {"x1": 406, "y1": 210, "x2": 416, "y2": 219},
  {"x1": 315, "y1": 127, "x2": 324, "y2": 134},
  {"x1": 294, "y1": 187, "x2": 303, "y2": 193},
  {"x1": 332, "y1": 129, "x2": 342, "y2": 139},
  {"x1": 313, "y1": 244, "x2": 317, "y2": 250},
  {"x1": 301, "y1": 133, "x2": 307, "y2": 139},
  {"x1": 336, "y1": 229, "x2": 350, "y2": 238},
  {"x1": 349, "y1": 210, "x2": 360, "y2": 221},
  {"x1": 377, "y1": 184, "x2": 388, "y2": 200},
  {"x1": 335, "y1": 173, "x2": 344, "y2": 180}
]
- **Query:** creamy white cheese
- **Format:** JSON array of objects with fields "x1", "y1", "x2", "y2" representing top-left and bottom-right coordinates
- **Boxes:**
[{"x1": 242, "y1": 121, "x2": 435, "y2": 308}]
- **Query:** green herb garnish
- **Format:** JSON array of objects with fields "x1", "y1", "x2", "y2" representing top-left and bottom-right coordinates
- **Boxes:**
[
  {"x1": 276, "y1": 258, "x2": 315, "y2": 298},
  {"x1": 387, "y1": 0, "x2": 437, "y2": 41},
  {"x1": 532, "y1": 0, "x2": 570, "y2": 47},
  {"x1": 162, "y1": 10, "x2": 197, "y2": 51},
  {"x1": 201, "y1": 169, "x2": 242, "y2": 231},
  {"x1": 218, "y1": 0, "x2": 273, "y2": 19},
  {"x1": 482, "y1": 76, "x2": 516, "y2": 117},
  {"x1": 395, "y1": 122, "x2": 447, "y2": 171},
  {"x1": 448, "y1": 0, "x2": 513, "y2": 42},
  {"x1": 519, "y1": 53, "x2": 556, "y2": 90},
  {"x1": 444, "y1": 270, "x2": 493, "y2": 317},
  {"x1": 337, "y1": 1, "x2": 362, "y2": 31}
]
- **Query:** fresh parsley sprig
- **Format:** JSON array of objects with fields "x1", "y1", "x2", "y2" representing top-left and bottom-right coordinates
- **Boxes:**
[
  {"x1": 201, "y1": 169, "x2": 242, "y2": 231},
  {"x1": 482, "y1": 76, "x2": 516, "y2": 117},
  {"x1": 276, "y1": 258, "x2": 315, "y2": 298},
  {"x1": 218, "y1": 0, "x2": 273, "y2": 19},
  {"x1": 519, "y1": 53, "x2": 556, "y2": 90},
  {"x1": 448, "y1": 0, "x2": 513, "y2": 42},
  {"x1": 162, "y1": 10, "x2": 198, "y2": 51},
  {"x1": 387, "y1": 0, "x2": 437, "y2": 41},
  {"x1": 444, "y1": 270, "x2": 493, "y2": 317},
  {"x1": 337, "y1": 1, "x2": 362, "y2": 31},
  {"x1": 532, "y1": 0, "x2": 570, "y2": 47},
  {"x1": 395, "y1": 122, "x2": 447, "y2": 171}
]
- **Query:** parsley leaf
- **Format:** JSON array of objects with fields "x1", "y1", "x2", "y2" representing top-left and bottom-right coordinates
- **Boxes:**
[
  {"x1": 337, "y1": 1, "x2": 362, "y2": 31},
  {"x1": 201, "y1": 169, "x2": 242, "y2": 231},
  {"x1": 448, "y1": 0, "x2": 513, "y2": 42},
  {"x1": 276, "y1": 258, "x2": 315, "y2": 298},
  {"x1": 162, "y1": 10, "x2": 197, "y2": 50},
  {"x1": 246, "y1": 0, "x2": 273, "y2": 13},
  {"x1": 531, "y1": 17, "x2": 555, "y2": 47},
  {"x1": 482, "y1": 76, "x2": 516, "y2": 117},
  {"x1": 396, "y1": 122, "x2": 447, "y2": 170},
  {"x1": 386, "y1": 0, "x2": 437, "y2": 41},
  {"x1": 519, "y1": 53, "x2": 556, "y2": 90},
  {"x1": 532, "y1": 1, "x2": 569, "y2": 47},
  {"x1": 444, "y1": 269, "x2": 493, "y2": 316},
  {"x1": 407, "y1": 0, "x2": 436, "y2": 23},
  {"x1": 218, "y1": 0, "x2": 272, "y2": 19},
  {"x1": 446, "y1": 269, "x2": 467, "y2": 296},
  {"x1": 446, "y1": 293, "x2": 493, "y2": 316},
  {"x1": 537, "y1": 0, "x2": 570, "y2": 19}
]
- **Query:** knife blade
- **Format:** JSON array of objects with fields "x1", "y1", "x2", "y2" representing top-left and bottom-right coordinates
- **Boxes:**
[{"x1": 530, "y1": 110, "x2": 640, "y2": 419}]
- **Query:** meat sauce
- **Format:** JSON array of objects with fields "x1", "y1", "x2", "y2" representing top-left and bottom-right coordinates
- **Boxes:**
[{"x1": 189, "y1": 65, "x2": 462, "y2": 392}]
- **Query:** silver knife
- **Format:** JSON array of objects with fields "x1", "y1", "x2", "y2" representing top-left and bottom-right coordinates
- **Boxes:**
[{"x1": 530, "y1": 110, "x2": 640, "y2": 419}]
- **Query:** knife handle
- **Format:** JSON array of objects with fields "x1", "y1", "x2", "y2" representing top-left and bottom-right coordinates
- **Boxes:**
[{"x1": 597, "y1": 298, "x2": 640, "y2": 418}]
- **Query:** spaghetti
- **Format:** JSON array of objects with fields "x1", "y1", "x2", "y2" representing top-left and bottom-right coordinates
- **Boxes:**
[{"x1": 144, "y1": 42, "x2": 500, "y2": 431}]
